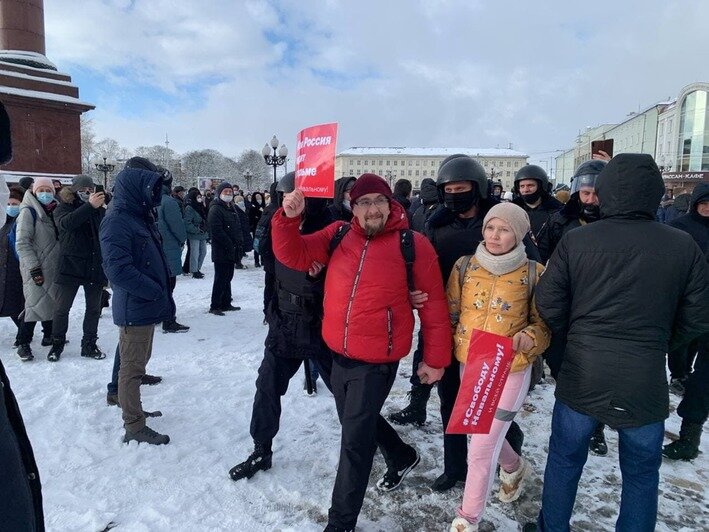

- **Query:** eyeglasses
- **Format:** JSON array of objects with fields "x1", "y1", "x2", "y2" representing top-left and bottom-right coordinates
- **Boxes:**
[{"x1": 354, "y1": 197, "x2": 389, "y2": 209}]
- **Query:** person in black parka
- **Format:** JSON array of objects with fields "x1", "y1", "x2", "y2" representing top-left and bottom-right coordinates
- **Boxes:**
[
  {"x1": 327, "y1": 175, "x2": 356, "y2": 222},
  {"x1": 249, "y1": 192, "x2": 266, "y2": 267},
  {"x1": 409, "y1": 177, "x2": 438, "y2": 233},
  {"x1": 207, "y1": 182, "x2": 243, "y2": 314},
  {"x1": 535, "y1": 154, "x2": 709, "y2": 532},
  {"x1": 254, "y1": 182, "x2": 279, "y2": 319}
]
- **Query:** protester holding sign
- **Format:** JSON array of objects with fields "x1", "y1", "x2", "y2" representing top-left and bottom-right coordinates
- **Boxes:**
[{"x1": 446, "y1": 203, "x2": 550, "y2": 532}]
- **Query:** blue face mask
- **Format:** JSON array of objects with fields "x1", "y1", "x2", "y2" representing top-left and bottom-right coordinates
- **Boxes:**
[
  {"x1": 37, "y1": 192, "x2": 55, "y2": 205},
  {"x1": 6, "y1": 205, "x2": 20, "y2": 217}
]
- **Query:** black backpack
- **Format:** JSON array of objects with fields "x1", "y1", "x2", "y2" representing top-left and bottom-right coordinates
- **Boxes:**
[{"x1": 328, "y1": 224, "x2": 417, "y2": 291}]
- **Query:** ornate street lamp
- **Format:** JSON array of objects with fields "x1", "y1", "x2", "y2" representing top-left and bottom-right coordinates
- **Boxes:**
[
  {"x1": 385, "y1": 170, "x2": 395, "y2": 188},
  {"x1": 95, "y1": 157, "x2": 115, "y2": 189},
  {"x1": 243, "y1": 169, "x2": 253, "y2": 192},
  {"x1": 262, "y1": 135, "x2": 288, "y2": 184}
]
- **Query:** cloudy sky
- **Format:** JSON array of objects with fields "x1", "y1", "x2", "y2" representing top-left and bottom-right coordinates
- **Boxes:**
[{"x1": 45, "y1": 0, "x2": 708, "y2": 167}]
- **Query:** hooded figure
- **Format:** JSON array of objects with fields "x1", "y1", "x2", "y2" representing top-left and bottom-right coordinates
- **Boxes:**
[
  {"x1": 669, "y1": 183, "x2": 709, "y2": 262},
  {"x1": 328, "y1": 176, "x2": 356, "y2": 221},
  {"x1": 410, "y1": 178, "x2": 439, "y2": 232},
  {"x1": 535, "y1": 153, "x2": 709, "y2": 531}
]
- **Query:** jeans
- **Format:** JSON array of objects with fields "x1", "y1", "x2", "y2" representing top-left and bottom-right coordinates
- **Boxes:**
[
  {"x1": 189, "y1": 239, "x2": 207, "y2": 273},
  {"x1": 52, "y1": 281, "x2": 103, "y2": 340},
  {"x1": 538, "y1": 400, "x2": 663, "y2": 532},
  {"x1": 108, "y1": 344, "x2": 120, "y2": 395}
]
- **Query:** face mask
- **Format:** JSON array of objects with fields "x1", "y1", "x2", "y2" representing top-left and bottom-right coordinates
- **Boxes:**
[
  {"x1": 37, "y1": 192, "x2": 55, "y2": 205},
  {"x1": 6, "y1": 205, "x2": 20, "y2": 217},
  {"x1": 342, "y1": 199, "x2": 351, "y2": 210},
  {"x1": 220, "y1": 194, "x2": 233, "y2": 203},
  {"x1": 77, "y1": 191, "x2": 91, "y2": 203},
  {"x1": 521, "y1": 190, "x2": 542, "y2": 205},
  {"x1": 236, "y1": 201, "x2": 245, "y2": 209},
  {"x1": 581, "y1": 203, "x2": 600, "y2": 222},
  {"x1": 443, "y1": 190, "x2": 477, "y2": 214}
]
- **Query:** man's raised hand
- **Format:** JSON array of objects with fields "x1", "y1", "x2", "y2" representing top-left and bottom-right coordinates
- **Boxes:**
[{"x1": 282, "y1": 189, "x2": 305, "y2": 218}]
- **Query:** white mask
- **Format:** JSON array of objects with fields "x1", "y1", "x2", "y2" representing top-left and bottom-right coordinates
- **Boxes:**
[{"x1": 220, "y1": 194, "x2": 233, "y2": 203}]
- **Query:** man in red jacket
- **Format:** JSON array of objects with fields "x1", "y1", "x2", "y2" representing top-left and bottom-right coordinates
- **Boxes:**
[{"x1": 273, "y1": 173, "x2": 451, "y2": 532}]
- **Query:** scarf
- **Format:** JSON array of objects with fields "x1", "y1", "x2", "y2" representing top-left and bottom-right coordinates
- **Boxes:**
[{"x1": 474, "y1": 242, "x2": 527, "y2": 276}]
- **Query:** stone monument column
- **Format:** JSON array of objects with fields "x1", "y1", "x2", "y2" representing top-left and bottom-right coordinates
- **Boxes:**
[{"x1": 0, "y1": 0, "x2": 46, "y2": 55}]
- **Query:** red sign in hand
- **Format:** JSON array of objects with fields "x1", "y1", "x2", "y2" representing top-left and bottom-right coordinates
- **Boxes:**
[
  {"x1": 295, "y1": 122, "x2": 338, "y2": 198},
  {"x1": 446, "y1": 330, "x2": 515, "y2": 435}
]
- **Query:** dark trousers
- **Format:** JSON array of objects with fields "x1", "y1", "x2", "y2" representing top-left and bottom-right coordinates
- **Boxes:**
[
  {"x1": 12, "y1": 317, "x2": 52, "y2": 345},
  {"x1": 438, "y1": 359, "x2": 468, "y2": 477},
  {"x1": 52, "y1": 281, "x2": 103, "y2": 341},
  {"x1": 538, "y1": 400, "x2": 663, "y2": 532},
  {"x1": 263, "y1": 270, "x2": 275, "y2": 317},
  {"x1": 677, "y1": 334, "x2": 709, "y2": 425},
  {"x1": 210, "y1": 261, "x2": 234, "y2": 310},
  {"x1": 163, "y1": 276, "x2": 177, "y2": 325},
  {"x1": 668, "y1": 339, "x2": 698, "y2": 380},
  {"x1": 108, "y1": 344, "x2": 120, "y2": 395},
  {"x1": 327, "y1": 354, "x2": 406, "y2": 530},
  {"x1": 182, "y1": 240, "x2": 191, "y2": 274}
]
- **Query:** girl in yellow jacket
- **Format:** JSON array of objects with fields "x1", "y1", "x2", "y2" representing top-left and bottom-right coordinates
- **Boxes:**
[{"x1": 448, "y1": 203, "x2": 551, "y2": 532}]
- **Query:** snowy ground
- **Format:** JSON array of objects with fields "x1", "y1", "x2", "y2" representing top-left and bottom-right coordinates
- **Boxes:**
[{"x1": 1, "y1": 255, "x2": 707, "y2": 532}]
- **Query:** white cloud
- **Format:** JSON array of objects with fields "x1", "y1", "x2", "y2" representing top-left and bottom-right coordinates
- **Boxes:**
[{"x1": 42, "y1": 0, "x2": 709, "y2": 166}]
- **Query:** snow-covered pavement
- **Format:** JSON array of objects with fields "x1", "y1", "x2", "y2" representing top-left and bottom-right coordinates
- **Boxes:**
[{"x1": 1, "y1": 257, "x2": 706, "y2": 531}]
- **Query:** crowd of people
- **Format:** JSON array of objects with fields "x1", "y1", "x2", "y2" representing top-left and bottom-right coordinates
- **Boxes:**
[{"x1": 1, "y1": 130, "x2": 708, "y2": 531}]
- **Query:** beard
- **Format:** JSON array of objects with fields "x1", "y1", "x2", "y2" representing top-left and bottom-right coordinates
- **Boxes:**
[{"x1": 364, "y1": 215, "x2": 385, "y2": 236}]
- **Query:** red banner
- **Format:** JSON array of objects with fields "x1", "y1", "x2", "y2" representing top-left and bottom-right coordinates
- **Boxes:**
[
  {"x1": 295, "y1": 122, "x2": 338, "y2": 198},
  {"x1": 446, "y1": 330, "x2": 515, "y2": 435}
]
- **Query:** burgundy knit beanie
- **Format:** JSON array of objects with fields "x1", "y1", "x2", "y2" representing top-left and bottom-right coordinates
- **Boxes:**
[{"x1": 350, "y1": 173, "x2": 393, "y2": 204}]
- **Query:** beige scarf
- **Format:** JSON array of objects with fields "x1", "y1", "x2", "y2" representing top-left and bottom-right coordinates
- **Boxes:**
[{"x1": 475, "y1": 242, "x2": 527, "y2": 276}]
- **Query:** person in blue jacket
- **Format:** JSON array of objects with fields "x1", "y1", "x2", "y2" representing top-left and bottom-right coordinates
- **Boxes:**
[
  {"x1": 156, "y1": 169, "x2": 189, "y2": 333},
  {"x1": 99, "y1": 157, "x2": 175, "y2": 445}
]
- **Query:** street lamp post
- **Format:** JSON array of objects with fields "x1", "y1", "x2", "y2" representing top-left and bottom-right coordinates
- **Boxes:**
[
  {"x1": 95, "y1": 157, "x2": 116, "y2": 189},
  {"x1": 262, "y1": 135, "x2": 288, "y2": 184},
  {"x1": 243, "y1": 170, "x2": 253, "y2": 192},
  {"x1": 384, "y1": 170, "x2": 395, "y2": 188}
]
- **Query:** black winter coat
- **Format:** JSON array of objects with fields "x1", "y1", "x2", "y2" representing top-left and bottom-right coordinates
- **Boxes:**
[
  {"x1": 207, "y1": 200, "x2": 243, "y2": 263},
  {"x1": 0, "y1": 359, "x2": 44, "y2": 531},
  {"x1": 54, "y1": 188, "x2": 106, "y2": 286},
  {"x1": 327, "y1": 176, "x2": 356, "y2": 222},
  {"x1": 426, "y1": 201, "x2": 541, "y2": 282},
  {"x1": 536, "y1": 154, "x2": 709, "y2": 428},
  {"x1": 512, "y1": 194, "x2": 563, "y2": 240},
  {"x1": 410, "y1": 179, "x2": 439, "y2": 233},
  {"x1": 669, "y1": 183, "x2": 709, "y2": 262},
  {"x1": 536, "y1": 198, "x2": 585, "y2": 264},
  {"x1": 0, "y1": 217, "x2": 25, "y2": 317},
  {"x1": 234, "y1": 205, "x2": 253, "y2": 253}
]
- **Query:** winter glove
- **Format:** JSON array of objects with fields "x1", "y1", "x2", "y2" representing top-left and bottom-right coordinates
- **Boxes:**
[{"x1": 30, "y1": 267, "x2": 44, "y2": 286}]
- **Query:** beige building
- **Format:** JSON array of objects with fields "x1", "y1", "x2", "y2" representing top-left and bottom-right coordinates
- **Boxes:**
[{"x1": 335, "y1": 147, "x2": 529, "y2": 191}]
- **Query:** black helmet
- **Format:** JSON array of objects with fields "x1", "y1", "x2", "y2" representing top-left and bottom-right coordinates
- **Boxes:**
[
  {"x1": 276, "y1": 171, "x2": 295, "y2": 193},
  {"x1": 436, "y1": 156, "x2": 488, "y2": 199},
  {"x1": 513, "y1": 164, "x2": 548, "y2": 192},
  {"x1": 438, "y1": 153, "x2": 469, "y2": 170},
  {"x1": 570, "y1": 160, "x2": 606, "y2": 195}
]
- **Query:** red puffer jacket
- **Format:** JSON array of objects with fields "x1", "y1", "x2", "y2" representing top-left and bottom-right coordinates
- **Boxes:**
[{"x1": 271, "y1": 201, "x2": 451, "y2": 368}]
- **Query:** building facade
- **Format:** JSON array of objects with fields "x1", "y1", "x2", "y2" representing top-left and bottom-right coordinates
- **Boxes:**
[{"x1": 335, "y1": 147, "x2": 529, "y2": 191}]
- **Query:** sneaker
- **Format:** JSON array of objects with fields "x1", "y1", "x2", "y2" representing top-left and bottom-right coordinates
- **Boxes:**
[
  {"x1": 376, "y1": 448, "x2": 420, "y2": 491},
  {"x1": 229, "y1": 442, "x2": 273, "y2": 481},
  {"x1": 162, "y1": 321, "x2": 190, "y2": 333},
  {"x1": 498, "y1": 456, "x2": 530, "y2": 503},
  {"x1": 17, "y1": 344, "x2": 34, "y2": 361},
  {"x1": 221, "y1": 305, "x2": 241, "y2": 312},
  {"x1": 431, "y1": 472, "x2": 466, "y2": 492},
  {"x1": 669, "y1": 377, "x2": 686, "y2": 396},
  {"x1": 107, "y1": 393, "x2": 119, "y2": 406},
  {"x1": 123, "y1": 425, "x2": 170, "y2": 445},
  {"x1": 449, "y1": 517, "x2": 478, "y2": 532},
  {"x1": 209, "y1": 308, "x2": 225, "y2": 316},
  {"x1": 141, "y1": 374, "x2": 163, "y2": 386},
  {"x1": 47, "y1": 339, "x2": 64, "y2": 362}
]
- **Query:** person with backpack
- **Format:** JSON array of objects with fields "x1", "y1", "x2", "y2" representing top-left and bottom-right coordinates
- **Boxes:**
[
  {"x1": 447, "y1": 203, "x2": 550, "y2": 532},
  {"x1": 272, "y1": 174, "x2": 451, "y2": 532},
  {"x1": 46, "y1": 175, "x2": 107, "y2": 362},
  {"x1": 183, "y1": 189, "x2": 208, "y2": 278},
  {"x1": 15, "y1": 177, "x2": 61, "y2": 361}
]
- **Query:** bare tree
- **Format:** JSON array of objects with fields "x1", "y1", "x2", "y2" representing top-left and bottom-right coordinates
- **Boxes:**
[
  {"x1": 80, "y1": 115, "x2": 97, "y2": 175},
  {"x1": 234, "y1": 149, "x2": 271, "y2": 192}
]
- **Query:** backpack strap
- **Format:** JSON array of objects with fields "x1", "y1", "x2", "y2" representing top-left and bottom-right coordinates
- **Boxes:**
[
  {"x1": 328, "y1": 223, "x2": 351, "y2": 256},
  {"x1": 458, "y1": 255, "x2": 473, "y2": 291},
  {"x1": 527, "y1": 259, "x2": 537, "y2": 298},
  {"x1": 399, "y1": 229, "x2": 416, "y2": 291}
]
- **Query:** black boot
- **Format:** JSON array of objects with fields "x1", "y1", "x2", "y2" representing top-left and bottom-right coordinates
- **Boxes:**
[
  {"x1": 663, "y1": 421, "x2": 702, "y2": 461},
  {"x1": 589, "y1": 423, "x2": 608, "y2": 456},
  {"x1": 431, "y1": 472, "x2": 466, "y2": 492},
  {"x1": 81, "y1": 337, "x2": 106, "y2": 360},
  {"x1": 17, "y1": 344, "x2": 34, "y2": 361},
  {"x1": 141, "y1": 374, "x2": 163, "y2": 386},
  {"x1": 229, "y1": 441, "x2": 273, "y2": 481},
  {"x1": 505, "y1": 421, "x2": 525, "y2": 456},
  {"x1": 47, "y1": 338, "x2": 65, "y2": 362},
  {"x1": 389, "y1": 384, "x2": 431, "y2": 426},
  {"x1": 162, "y1": 320, "x2": 190, "y2": 333},
  {"x1": 123, "y1": 425, "x2": 170, "y2": 445}
]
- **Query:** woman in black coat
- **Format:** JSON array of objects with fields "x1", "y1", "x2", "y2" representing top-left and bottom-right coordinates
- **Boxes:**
[{"x1": 249, "y1": 192, "x2": 266, "y2": 267}]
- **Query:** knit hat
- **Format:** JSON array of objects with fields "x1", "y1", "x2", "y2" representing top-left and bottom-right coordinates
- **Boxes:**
[
  {"x1": 216, "y1": 181, "x2": 233, "y2": 195},
  {"x1": 71, "y1": 174, "x2": 95, "y2": 192},
  {"x1": 32, "y1": 176, "x2": 54, "y2": 193},
  {"x1": 9, "y1": 186, "x2": 24, "y2": 202},
  {"x1": 18, "y1": 177, "x2": 34, "y2": 191},
  {"x1": 173, "y1": 185, "x2": 185, "y2": 194},
  {"x1": 483, "y1": 202, "x2": 530, "y2": 245},
  {"x1": 350, "y1": 173, "x2": 392, "y2": 204}
]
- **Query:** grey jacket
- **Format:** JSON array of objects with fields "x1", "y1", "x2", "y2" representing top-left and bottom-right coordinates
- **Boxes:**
[{"x1": 15, "y1": 192, "x2": 60, "y2": 322}]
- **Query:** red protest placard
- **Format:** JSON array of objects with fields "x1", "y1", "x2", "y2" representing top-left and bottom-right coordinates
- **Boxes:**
[
  {"x1": 446, "y1": 330, "x2": 515, "y2": 435},
  {"x1": 295, "y1": 122, "x2": 338, "y2": 198}
]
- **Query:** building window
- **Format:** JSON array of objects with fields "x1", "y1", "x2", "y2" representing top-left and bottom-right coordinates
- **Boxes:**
[
  {"x1": 416, "y1": 160, "x2": 420, "y2": 166},
  {"x1": 415, "y1": 170, "x2": 419, "y2": 176},
  {"x1": 408, "y1": 170, "x2": 412, "y2": 176},
  {"x1": 393, "y1": 161, "x2": 398, "y2": 166},
  {"x1": 364, "y1": 160, "x2": 368, "y2": 165},
  {"x1": 386, "y1": 160, "x2": 390, "y2": 166},
  {"x1": 677, "y1": 89, "x2": 709, "y2": 171}
]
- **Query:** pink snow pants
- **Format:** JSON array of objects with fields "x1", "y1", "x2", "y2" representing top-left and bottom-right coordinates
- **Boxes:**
[{"x1": 458, "y1": 365, "x2": 532, "y2": 523}]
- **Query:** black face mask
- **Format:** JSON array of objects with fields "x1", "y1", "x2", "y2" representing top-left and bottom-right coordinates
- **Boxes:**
[
  {"x1": 443, "y1": 190, "x2": 478, "y2": 214},
  {"x1": 581, "y1": 203, "x2": 600, "y2": 222},
  {"x1": 520, "y1": 189, "x2": 542, "y2": 205}
]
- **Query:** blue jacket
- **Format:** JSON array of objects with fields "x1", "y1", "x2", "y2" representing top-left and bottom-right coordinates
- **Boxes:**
[
  {"x1": 156, "y1": 186, "x2": 187, "y2": 276},
  {"x1": 99, "y1": 168, "x2": 175, "y2": 326}
]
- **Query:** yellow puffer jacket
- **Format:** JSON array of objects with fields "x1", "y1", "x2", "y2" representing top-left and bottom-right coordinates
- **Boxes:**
[{"x1": 446, "y1": 256, "x2": 551, "y2": 372}]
